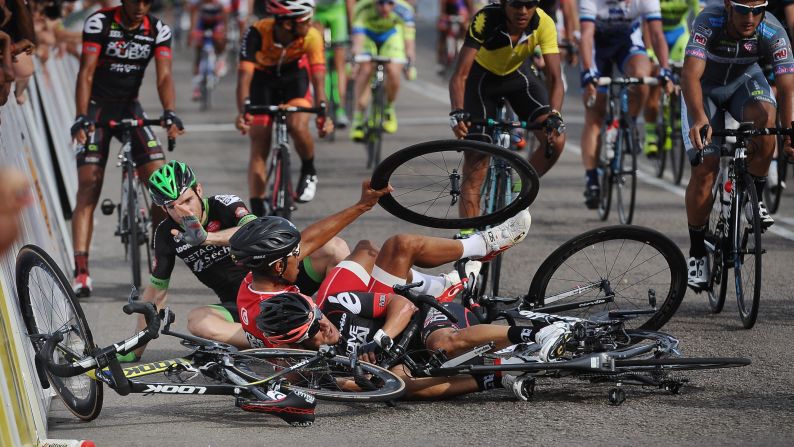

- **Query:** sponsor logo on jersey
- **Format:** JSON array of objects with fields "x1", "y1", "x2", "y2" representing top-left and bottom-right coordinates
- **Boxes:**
[
  {"x1": 155, "y1": 20, "x2": 172, "y2": 45},
  {"x1": 207, "y1": 220, "x2": 221, "y2": 232},
  {"x1": 241, "y1": 307, "x2": 249, "y2": 325},
  {"x1": 105, "y1": 40, "x2": 152, "y2": 60},
  {"x1": 345, "y1": 325, "x2": 370, "y2": 355},
  {"x1": 775, "y1": 64, "x2": 794, "y2": 74},
  {"x1": 235, "y1": 206, "x2": 248, "y2": 218},
  {"x1": 773, "y1": 38, "x2": 787, "y2": 50},
  {"x1": 327, "y1": 292, "x2": 361, "y2": 314},
  {"x1": 743, "y1": 41, "x2": 757, "y2": 53},
  {"x1": 695, "y1": 25, "x2": 712, "y2": 37},
  {"x1": 175, "y1": 243, "x2": 192, "y2": 254},
  {"x1": 686, "y1": 48, "x2": 705, "y2": 58},
  {"x1": 84, "y1": 14, "x2": 105, "y2": 34},
  {"x1": 377, "y1": 294, "x2": 386, "y2": 308},
  {"x1": 708, "y1": 17, "x2": 724, "y2": 27},
  {"x1": 774, "y1": 48, "x2": 788, "y2": 61},
  {"x1": 109, "y1": 30, "x2": 122, "y2": 38},
  {"x1": 693, "y1": 33, "x2": 707, "y2": 46},
  {"x1": 215, "y1": 194, "x2": 242, "y2": 206},
  {"x1": 759, "y1": 24, "x2": 775, "y2": 39}
]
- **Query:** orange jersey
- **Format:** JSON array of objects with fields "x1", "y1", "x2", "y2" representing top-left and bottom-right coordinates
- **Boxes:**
[{"x1": 239, "y1": 18, "x2": 325, "y2": 73}]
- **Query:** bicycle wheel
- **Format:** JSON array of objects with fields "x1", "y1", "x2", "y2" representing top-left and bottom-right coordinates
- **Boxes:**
[
  {"x1": 366, "y1": 84, "x2": 385, "y2": 170},
  {"x1": 488, "y1": 169, "x2": 509, "y2": 296},
  {"x1": 597, "y1": 126, "x2": 613, "y2": 221},
  {"x1": 526, "y1": 225, "x2": 687, "y2": 330},
  {"x1": 15, "y1": 245, "x2": 103, "y2": 421},
  {"x1": 127, "y1": 165, "x2": 142, "y2": 288},
  {"x1": 616, "y1": 126, "x2": 638, "y2": 225},
  {"x1": 234, "y1": 348, "x2": 405, "y2": 402},
  {"x1": 135, "y1": 177, "x2": 153, "y2": 274},
  {"x1": 734, "y1": 174, "x2": 762, "y2": 329},
  {"x1": 669, "y1": 94, "x2": 686, "y2": 186},
  {"x1": 653, "y1": 99, "x2": 668, "y2": 178},
  {"x1": 371, "y1": 139, "x2": 539, "y2": 229},
  {"x1": 612, "y1": 357, "x2": 750, "y2": 371},
  {"x1": 269, "y1": 145, "x2": 293, "y2": 220},
  {"x1": 706, "y1": 170, "x2": 729, "y2": 313},
  {"x1": 763, "y1": 147, "x2": 785, "y2": 214}
]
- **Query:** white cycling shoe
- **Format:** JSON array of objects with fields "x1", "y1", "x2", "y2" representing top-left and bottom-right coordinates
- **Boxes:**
[{"x1": 477, "y1": 209, "x2": 531, "y2": 262}]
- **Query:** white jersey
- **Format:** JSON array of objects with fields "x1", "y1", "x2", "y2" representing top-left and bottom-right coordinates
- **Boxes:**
[{"x1": 580, "y1": 0, "x2": 663, "y2": 32}]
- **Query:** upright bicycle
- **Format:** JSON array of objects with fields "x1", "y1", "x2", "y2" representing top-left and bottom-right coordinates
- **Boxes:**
[
  {"x1": 245, "y1": 103, "x2": 326, "y2": 220},
  {"x1": 197, "y1": 29, "x2": 218, "y2": 111},
  {"x1": 98, "y1": 118, "x2": 175, "y2": 290},
  {"x1": 353, "y1": 54, "x2": 405, "y2": 170},
  {"x1": 654, "y1": 62, "x2": 686, "y2": 185},
  {"x1": 15, "y1": 245, "x2": 404, "y2": 425},
  {"x1": 437, "y1": 15, "x2": 466, "y2": 79},
  {"x1": 593, "y1": 76, "x2": 660, "y2": 224},
  {"x1": 697, "y1": 123, "x2": 793, "y2": 328}
]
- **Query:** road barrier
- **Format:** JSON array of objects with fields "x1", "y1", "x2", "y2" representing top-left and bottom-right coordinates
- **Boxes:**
[{"x1": 0, "y1": 53, "x2": 83, "y2": 446}]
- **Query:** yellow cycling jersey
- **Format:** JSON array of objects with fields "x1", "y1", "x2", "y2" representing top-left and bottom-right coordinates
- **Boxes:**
[{"x1": 464, "y1": 4, "x2": 559, "y2": 76}]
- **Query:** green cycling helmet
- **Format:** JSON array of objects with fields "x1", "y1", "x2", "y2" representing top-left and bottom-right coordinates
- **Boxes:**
[{"x1": 148, "y1": 160, "x2": 198, "y2": 206}]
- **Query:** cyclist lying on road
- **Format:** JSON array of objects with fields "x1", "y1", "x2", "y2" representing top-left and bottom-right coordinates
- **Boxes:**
[
  {"x1": 124, "y1": 160, "x2": 349, "y2": 361},
  {"x1": 232, "y1": 208, "x2": 575, "y2": 400}
]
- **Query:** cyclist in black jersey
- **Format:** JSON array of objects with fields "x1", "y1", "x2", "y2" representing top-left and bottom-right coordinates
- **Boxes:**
[
  {"x1": 123, "y1": 161, "x2": 351, "y2": 361},
  {"x1": 70, "y1": 0, "x2": 185, "y2": 297}
]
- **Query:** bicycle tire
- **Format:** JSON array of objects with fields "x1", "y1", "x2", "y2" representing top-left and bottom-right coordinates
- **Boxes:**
[
  {"x1": 233, "y1": 348, "x2": 405, "y2": 402},
  {"x1": 612, "y1": 357, "x2": 750, "y2": 371},
  {"x1": 597, "y1": 126, "x2": 612, "y2": 221},
  {"x1": 616, "y1": 126, "x2": 638, "y2": 225},
  {"x1": 763, "y1": 147, "x2": 785, "y2": 214},
  {"x1": 270, "y1": 145, "x2": 293, "y2": 220},
  {"x1": 706, "y1": 171, "x2": 729, "y2": 313},
  {"x1": 489, "y1": 170, "x2": 508, "y2": 296},
  {"x1": 137, "y1": 179, "x2": 153, "y2": 274},
  {"x1": 525, "y1": 225, "x2": 687, "y2": 330},
  {"x1": 653, "y1": 103, "x2": 667, "y2": 178},
  {"x1": 734, "y1": 173, "x2": 762, "y2": 329},
  {"x1": 128, "y1": 165, "x2": 142, "y2": 288},
  {"x1": 366, "y1": 84, "x2": 385, "y2": 169},
  {"x1": 15, "y1": 245, "x2": 103, "y2": 421},
  {"x1": 371, "y1": 139, "x2": 539, "y2": 229}
]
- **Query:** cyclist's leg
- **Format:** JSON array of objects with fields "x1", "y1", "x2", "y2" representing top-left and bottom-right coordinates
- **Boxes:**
[
  {"x1": 294, "y1": 236, "x2": 351, "y2": 296},
  {"x1": 620, "y1": 45, "x2": 652, "y2": 121},
  {"x1": 284, "y1": 68, "x2": 319, "y2": 202},
  {"x1": 459, "y1": 63, "x2": 497, "y2": 218},
  {"x1": 248, "y1": 71, "x2": 275, "y2": 215},
  {"x1": 129, "y1": 100, "x2": 167, "y2": 234},
  {"x1": 380, "y1": 27, "x2": 407, "y2": 133},
  {"x1": 186, "y1": 302, "x2": 250, "y2": 348},
  {"x1": 350, "y1": 33, "x2": 376, "y2": 139},
  {"x1": 320, "y1": 4, "x2": 350, "y2": 122},
  {"x1": 581, "y1": 40, "x2": 612, "y2": 206}
]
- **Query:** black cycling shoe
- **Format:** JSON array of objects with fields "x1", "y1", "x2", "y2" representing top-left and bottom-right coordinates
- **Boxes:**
[
  {"x1": 236, "y1": 390, "x2": 316, "y2": 426},
  {"x1": 583, "y1": 184, "x2": 600, "y2": 210}
]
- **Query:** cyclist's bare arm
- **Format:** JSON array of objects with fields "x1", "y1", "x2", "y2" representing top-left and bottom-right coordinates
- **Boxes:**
[
  {"x1": 404, "y1": 29, "x2": 416, "y2": 61},
  {"x1": 236, "y1": 64, "x2": 255, "y2": 133},
  {"x1": 346, "y1": 0, "x2": 356, "y2": 29},
  {"x1": 646, "y1": 18, "x2": 672, "y2": 92},
  {"x1": 133, "y1": 284, "x2": 168, "y2": 357},
  {"x1": 74, "y1": 49, "x2": 99, "y2": 143},
  {"x1": 579, "y1": 21, "x2": 595, "y2": 72},
  {"x1": 776, "y1": 73, "x2": 794, "y2": 156},
  {"x1": 360, "y1": 294, "x2": 417, "y2": 363},
  {"x1": 542, "y1": 52, "x2": 564, "y2": 113},
  {"x1": 561, "y1": 0, "x2": 579, "y2": 44},
  {"x1": 154, "y1": 55, "x2": 182, "y2": 138},
  {"x1": 681, "y1": 55, "x2": 709, "y2": 149},
  {"x1": 449, "y1": 46, "x2": 476, "y2": 138},
  {"x1": 298, "y1": 180, "x2": 392, "y2": 259}
]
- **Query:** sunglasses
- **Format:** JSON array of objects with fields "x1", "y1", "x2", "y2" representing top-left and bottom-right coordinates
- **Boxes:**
[
  {"x1": 266, "y1": 243, "x2": 301, "y2": 267},
  {"x1": 729, "y1": 1, "x2": 768, "y2": 15},
  {"x1": 377, "y1": 0, "x2": 395, "y2": 5},
  {"x1": 297, "y1": 308, "x2": 324, "y2": 344},
  {"x1": 508, "y1": 0, "x2": 539, "y2": 9}
]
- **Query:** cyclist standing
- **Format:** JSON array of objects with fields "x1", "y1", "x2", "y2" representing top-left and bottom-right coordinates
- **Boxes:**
[
  {"x1": 681, "y1": 0, "x2": 794, "y2": 291},
  {"x1": 448, "y1": 0, "x2": 566, "y2": 218},
  {"x1": 126, "y1": 160, "x2": 351, "y2": 360},
  {"x1": 578, "y1": 0, "x2": 672, "y2": 209},
  {"x1": 349, "y1": 0, "x2": 417, "y2": 141},
  {"x1": 236, "y1": 0, "x2": 332, "y2": 216},
  {"x1": 70, "y1": 0, "x2": 185, "y2": 297},
  {"x1": 188, "y1": 0, "x2": 230, "y2": 100},
  {"x1": 313, "y1": 0, "x2": 355, "y2": 127}
]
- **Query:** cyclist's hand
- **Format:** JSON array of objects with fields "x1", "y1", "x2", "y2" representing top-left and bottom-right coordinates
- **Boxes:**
[
  {"x1": 403, "y1": 60, "x2": 417, "y2": 81},
  {"x1": 316, "y1": 115, "x2": 333, "y2": 137},
  {"x1": 689, "y1": 119, "x2": 711, "y2": 151},
  {"x1": 581, "y1": 68, "x2": 599, "y2": 108},
  {"x1": 70, "y1": 115, "x2": 94, "y2": 144},
  {"x1": 659, "y1": 67, "x2": 674, "y2": 95},
  {"x1": 449, "y1": 109, "x2": 469, "y2": 139},
  {"x1": 161, "y1": 110, "x2": 185, "y2": 139},
  {"x1": 358, "y1": 341, "x2": 379, "y2": 364},
  {"x1": 236, "y1": 113, "x2": 251, "y2": 134},
  {"x1": 357, "y1": 179, "x2": 394, "y2": 210},
  {"x1": 13, "y1": 39, "x2": 35, "y2": 56},
  {"x1": 544, "y1": 110, "x2": 565, "y2": 145},
  {"x1": 783, "y1": 137, "x2": 794, "y2": 160}
]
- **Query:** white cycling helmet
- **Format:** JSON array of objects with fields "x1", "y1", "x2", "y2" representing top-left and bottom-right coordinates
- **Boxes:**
[{"x1": 267, "y1": 0, "x2": 315, "y2": 19}]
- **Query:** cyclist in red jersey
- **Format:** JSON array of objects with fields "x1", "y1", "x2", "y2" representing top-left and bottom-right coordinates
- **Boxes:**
[{"x1": 70, "y1": 0, "x2": 185, "y2": 297}]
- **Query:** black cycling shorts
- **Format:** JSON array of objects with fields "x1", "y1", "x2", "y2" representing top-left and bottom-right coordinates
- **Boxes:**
[
  {"x1": 421, "y1": 302, "x2": 480, "y2": 344},
  {"x1": 250, "y1": 64, "x2": 312, "y2": 107},
  {"x1": 76, "y1": 99, "x2": 165, "y2": 168},
  {"x1": 295, "y1": 258, "x2": 322, "y2": 297},
  {"x1": 463, "y1": 60, "x2": 550, "y2": 141}
]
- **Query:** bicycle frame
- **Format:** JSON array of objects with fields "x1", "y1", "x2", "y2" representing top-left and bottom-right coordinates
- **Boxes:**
[{"x1": 199, "y1": 30, "x2": 217, "y2": 110}]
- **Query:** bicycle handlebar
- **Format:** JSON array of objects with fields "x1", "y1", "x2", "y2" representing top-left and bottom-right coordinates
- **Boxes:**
[
  {"x1": 244, "y1": 104, "x2": 326, "y2": 116},
  {"x1": 94, "y1": 119, "x2": 176, "y2": 151},
  {"x1": 468, "y1": 118, "x2": 546, "y2": 131},
  {"x1": 691, "y1": 122, "x2": 794, "y2": 166},
  {"x1": 392, "y1": 282, "x2": 459, "y2": 324},
  {"x1": 594, "y1": 76, "x2": 660, "y2": 87},
  {"x1": 353, "y1": 54, "x2": 408, "y2": 65}
]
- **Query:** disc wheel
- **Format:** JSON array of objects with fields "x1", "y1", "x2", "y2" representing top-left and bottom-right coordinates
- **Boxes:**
[
  {"x1": 371, "y1": 139, "x2": 539, "y2": 229},
  {"x1": 734, "y1": 174, "x2": 762, "y2": 329},
  {"x1": 233, "y1": 348, "x2": 405, "y2": 402},
  {"x1": 15, "y1": 245, "x2": 103, "y2": 421},
  {"x1": 525, "y1": 225, "x2": 687, "y2": 330}
]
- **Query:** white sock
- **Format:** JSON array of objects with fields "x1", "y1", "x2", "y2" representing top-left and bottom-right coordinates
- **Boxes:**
[
  {"x1": 409, "y1": 269, "x2": 449, "y2": 296},
  {"x1": 369, "y1": 265, "x2": 407, "y2": 293},
  {"x1": 459, "y1": 235, "x2": 487, "y2": 259}
]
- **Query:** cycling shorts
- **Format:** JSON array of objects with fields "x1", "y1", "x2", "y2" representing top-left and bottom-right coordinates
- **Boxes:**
[
  {"x1": 76, "y1": 99, "x2": 164, "y2": 168},
  {"x1": 421, "y1": 302, "x2": 480, "y2": 344},
  {"x1": 362, "y1": 26, "x2": 406, "y2": 61},
  {"x1": 248, "y1": 60, "x2": 312, "y2": 125},
  {"x1": 295, "y1": 257, "x2": 323, "y2": 297},
  {"x1": 647, "y1": 25, "x2": 688, "y2": 64},
  {"x1": 463, "y1": 60, "x2": 550, "y2": 141},
  {"x1": 593, "y1": 27, "x2": 647, "y2": 79},
  {"x1": 315, "y1": 3, "x2": 349, "y2": 44},
  {"x1": 681, "y1": 64, "x2": 775, "y2": 159},
  {"x1": 207, "y1": 301, "x2": 240, "y2": 323}
]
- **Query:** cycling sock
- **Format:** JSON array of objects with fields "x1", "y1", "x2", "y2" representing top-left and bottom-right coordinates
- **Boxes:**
[
  {"x1": 250, "y1": 198, "x2": 266, "y2": 217},
  {"x1": 301, "y1": 157, "x2": 316, "y2": 176},
  {"x1": 409, "y1": 269, "x2": 448, "y2": 297},
  {"x1": 473, "y1": 373, "x2": 502, "y2": 391},
  {"x1": 507, "y1": 326, "x2": 536, "y2": 344},
  {"x1": 459, "y1": 235, "x2": 486, "y2": 259},
  {"x1": 585, "y1": 169, "x2": 599, "y2": 186},
  {"x1": 688, "y1": 224, "x2": 708, "y2": 258},
  {"x1": 74, "y1": 252, "x2": 89, "y2": 276},
  {"x1": 754, "y1": 176, "x2": 767, "y2": 200},
  {"x1": 368, "y1": 265, "x2": 406, "y2": 294}
]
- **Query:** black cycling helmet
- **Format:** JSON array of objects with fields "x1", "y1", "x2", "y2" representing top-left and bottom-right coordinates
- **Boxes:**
[
  {"x1": 148, "y1": 160, "x2": 198, "y2": 206},
  {"x1": 255, "y1": 292, "x2": 317, "y2": 345},
  {"x1": 229, "y1": 216, "x2": 301, "y2": 269}
]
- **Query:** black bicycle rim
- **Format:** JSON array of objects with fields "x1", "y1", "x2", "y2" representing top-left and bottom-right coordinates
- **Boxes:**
[
  {"x1": 706, "y1": 173, "x2": 729, "y2": 313},
  {"x1": 235, "y1": 348, "x2": 405, "y2": 402},
  {"x1": 525, "y1": 225, "x2": 687, "y2": 330},
  {"x1": 15, "y1": 245, "x2": 103, "y2": 421},
  {"x1": 371, "y1": 139, "x2": 539, "y2": 229},
  {"x1": 128, "y1": 166, "x2": 142, "y2": 288},
  {"x1": 669, "y1": 95, "x2": 686, "y2": 185},
  {"x1": 616, "y1": 127, "x2": 638, "y2": 225},
  {"x1": 734, "y1": 174, "x2": 762, "y2": 329},
  {"x1": 489, "y1": 172, "x2": 508, "y2": 296},
  {"x1": 613, "y1": 357, "x2": 750, "y2": 371},
  {"x1": 597, "y1": 126, "x2": 612, "y2": 221}
]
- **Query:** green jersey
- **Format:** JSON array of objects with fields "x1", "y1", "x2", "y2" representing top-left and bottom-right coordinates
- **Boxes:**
[{"x1": 660, "y1": 0, "x2": 699, "y2": 31}]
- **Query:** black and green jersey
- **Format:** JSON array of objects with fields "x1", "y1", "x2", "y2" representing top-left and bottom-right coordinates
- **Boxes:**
[{"x1": 150, "y1": 195, "x2": 256, "y2": 302}]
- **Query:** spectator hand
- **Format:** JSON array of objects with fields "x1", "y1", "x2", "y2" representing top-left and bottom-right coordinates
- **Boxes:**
[{"x1": 0, "y1": 168, "x2": 32, "y2": 254}]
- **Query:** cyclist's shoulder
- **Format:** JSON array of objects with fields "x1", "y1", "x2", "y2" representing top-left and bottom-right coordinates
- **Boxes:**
[
  {"x1": 83, "y1": 7, "x2": 117, "y2": 34},
  {"x1": 758, "y1": 13, "x2": 788, "y2": 41},
  {"x1": 392, "y1": 0, "x2": 416, "y2": 22},
  {"x1": 468, "y1": 4, "x2": 505, "y2": 41},
  {"x1": 305, "y1": 26, "x2": 323, "y2": 43}
]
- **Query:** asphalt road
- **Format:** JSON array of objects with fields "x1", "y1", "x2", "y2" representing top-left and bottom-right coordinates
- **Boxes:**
[{"x1": 46, "y1": 18, "x2": 794, "y2": 447}]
